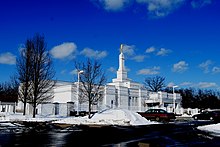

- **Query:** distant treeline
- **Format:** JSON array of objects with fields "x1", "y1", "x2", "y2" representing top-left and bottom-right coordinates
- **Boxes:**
[
  {"x1": 0, "y1": 80, "x2": 18, "y2": 102},
  {"x1": 165, "y1": 88, "x2": 220, "y2": 109}
]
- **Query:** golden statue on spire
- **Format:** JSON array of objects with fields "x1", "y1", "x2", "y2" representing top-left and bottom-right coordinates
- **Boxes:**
[{"x1": 120, "y1": 44, "x2": 123, "y2": 53}]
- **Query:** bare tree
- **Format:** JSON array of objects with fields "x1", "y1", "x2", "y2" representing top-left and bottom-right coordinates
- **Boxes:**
[
  {"x1": 16, "y1": 41, "x2": 33, "y2": 115},
  {"x1": 144, "y1": 76, "x2": 165, "y2": 92},
  {"x1": 30, "y1": 34, "x2": 56, "y2": 118},
  {"x1": 17, "y1": 34, "x2": 55, "y2": 117},
  {"x1": 75, "y1": 59, "x2": 106, "y2": 118}
]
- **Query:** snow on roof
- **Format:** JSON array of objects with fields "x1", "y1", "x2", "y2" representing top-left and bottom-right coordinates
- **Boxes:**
[{"x1": 53, "y1": 108, "x2": 157, "y2": 126}]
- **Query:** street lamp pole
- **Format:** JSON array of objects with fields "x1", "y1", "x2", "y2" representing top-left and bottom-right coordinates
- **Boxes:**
[
  {"x1": 77, "y1": 70, "x2": 84, "y2": 115},
  {"x1": 172, "y1": 85, "x2": 178, "y2": 114}
]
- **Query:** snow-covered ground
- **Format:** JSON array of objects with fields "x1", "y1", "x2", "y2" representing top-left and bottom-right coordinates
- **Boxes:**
[
  {"x1": 53, "y1": 109, "x2": 158, "y2": 126},
  {"x1": 197, "y1": 123, "x2": 220, "y2": 137},
  {"x1": 0, "y1": 113, "x2": 63, "y2": 122},
  {"x1": 0, "y1": 109, "x2": 158, "y2": 127},
  {"x1": 2, "y1": 109, "x2": 220, "y2": 136}
]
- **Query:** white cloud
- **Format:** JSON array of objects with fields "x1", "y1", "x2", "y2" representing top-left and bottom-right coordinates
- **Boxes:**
[
  {"x1": 121, "y1": 44, "x2": 135, "y2": 57},
  {"x1": 70, "y1": 69, "x2": 77, "y2": 75},
  {"x1": 99, "y1": 0, "x2": 130, "y2": 11},
  {"x1": 212, "y1": 66, "x2": 220, "y2": 74},
  {"x1": 61, "y1": 70, "x2": 67, "y2": 75},
  {"x1": 156, "y1": 48, "x2": 172, "y2": 56},
  {"x1": 0, "y1": 52, "x2": 16, "y2": 65},
  {"x1": 137, "y1": 66, "x2": 160, "y2": 75},
  {"x1": 167, "y1": 81, "x2": 218, "y2": 89},
  {"x1": 180, "y1": 82, "x2": 193, "y2": 87},
  {"x1": 125, "y1": 66, "x2": 131, "y2": 72},
  {"x1": 137, "y1": 0, "x2": 185, "y2": 18},
  {"x1": 50, "y1": 42, "x2": 77, "y2": 59},
  {"x1": 199, "y1": 60, "x2": 213, "y2": 73},
  {"x1": 121, "y1": 44, "x2": 146, "y2": 62},
  {"x1": 146, "y1": 46, "x2": 156, "y2": 53},
  {"x1": 172, "y1": 61, "x2": 188, "y2": 73},
  {"x1": 80, "y1": 48, "x2": 107, "y2": 59},
  {"x1": 131, "y1": 55, "x2": 146, "y2": 62},
  {"x1": 197, "y1": 82, "x2": 217, "y2": 88},
  {"x1": 93, "y1": 0, "x2": 213, "y2": 18},
  {"x1": 167, "y1": 82, "x2": 176, "y2": 87},
  {"x1": 191, "y1": 0, "x2": 212, "y2": 8},
  {"x1": 108, "y1": 67, "x2": 116, "y2": 73}
]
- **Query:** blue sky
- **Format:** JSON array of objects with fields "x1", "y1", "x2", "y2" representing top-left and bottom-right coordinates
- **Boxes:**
[{"x1": 0, "y1": 0, "x2": 220, "y2": 90}]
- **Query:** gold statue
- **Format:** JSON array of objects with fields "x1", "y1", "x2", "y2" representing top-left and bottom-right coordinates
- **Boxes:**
[{"x1": 120, "y1": 44, "x2": 123, "y2": 53}]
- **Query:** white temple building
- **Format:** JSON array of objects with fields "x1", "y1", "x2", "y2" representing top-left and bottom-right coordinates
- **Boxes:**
[
  {"x1": 104, "y1": 45, "x2": 148, "y2": 112},
  {"x1": 17, "y1": 45, "x2": 182, "y2": 116},
  {"x1": 102, "y1": 44, "x2": 181, "y2": 113}
]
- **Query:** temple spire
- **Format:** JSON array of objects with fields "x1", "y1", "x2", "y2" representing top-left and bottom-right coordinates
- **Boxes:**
[
  {"x1": 118, "y1": 44, "x2": 125, "y2": 71},
  {"x1": 117, "y1": 44, "x2": 127, "y2": 81},
  {"x1": 112, "y1": 44, "x2": 129, "y2": 83}
]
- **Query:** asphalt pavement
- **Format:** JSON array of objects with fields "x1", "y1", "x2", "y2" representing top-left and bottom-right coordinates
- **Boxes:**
[{"x1": 0, "y1": 118, "x2": 220, "y2": 146}]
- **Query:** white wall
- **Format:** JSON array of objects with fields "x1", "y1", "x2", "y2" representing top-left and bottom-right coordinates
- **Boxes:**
[
  {"x1": 53, "y1": 82, "x2": 72, "y2": 103},
  {"x1": 0, "y1": 102, "x2": 16, "y2": 113}
]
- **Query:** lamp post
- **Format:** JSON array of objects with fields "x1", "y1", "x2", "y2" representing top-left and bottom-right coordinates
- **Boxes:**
[
  {"x1": 172, "y1": 85, "x2": 178, "y2": 114},
  {"x1": 77, "y1": 70, "x2": 84, "y2": 115}
]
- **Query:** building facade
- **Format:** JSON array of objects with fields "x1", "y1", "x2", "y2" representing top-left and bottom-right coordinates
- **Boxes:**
[
  {"x1": 103, "y1": 45, "x2": 181, "y2": 113},
  {"x1": 17, "y1": 45, "x2": 182, "y2": 116}
]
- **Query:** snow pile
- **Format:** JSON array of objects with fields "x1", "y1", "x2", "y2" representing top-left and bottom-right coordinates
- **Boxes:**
[
  {"x1": 91, "y1": 109, "x2": 154, "y2": 126},
  {"x1": 197, "y1": 123, "x2": 220, "y2": 136},
  {"x1": 53, "y1": 109, "x2": 156, "y2": 126}
]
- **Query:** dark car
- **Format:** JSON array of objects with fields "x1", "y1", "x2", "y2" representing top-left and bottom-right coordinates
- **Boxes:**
[
  {"x1": 192, "y1": 110, "x2": 220, "y2": 121},
  {"x1": 137, "y1": 109, "x2": 176, "y2": 122}
]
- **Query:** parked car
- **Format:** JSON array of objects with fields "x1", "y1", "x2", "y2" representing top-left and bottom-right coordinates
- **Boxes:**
[
  {"x1": 192, "y1": 110, "x2": 220, "y2": 121},
  {"x1": 137, "y1": 109, "x2": 176, "y2": 122}
]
